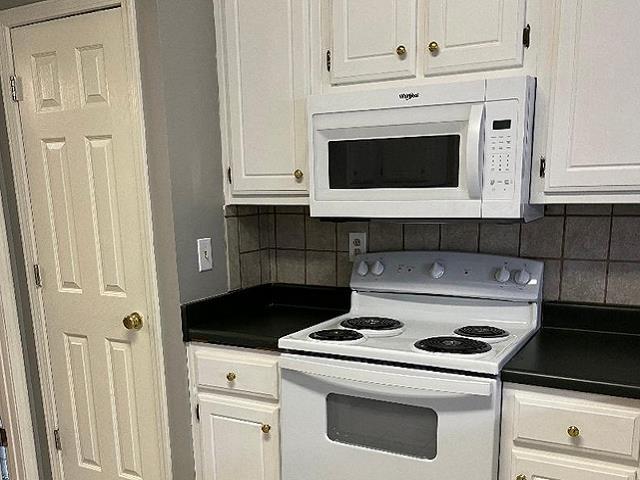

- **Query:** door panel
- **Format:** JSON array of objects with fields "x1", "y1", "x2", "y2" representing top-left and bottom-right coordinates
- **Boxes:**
[
  {"x1": 219, "y1": 0, "x2": 309, "y2": 193},
  {"x1": 425, "y1": 0, "x2": 526, "y2": 76},
  {"x1": 12, "y1": 8, "x2": 163, "y2": 480},
  {"x1": 546, "y1": 0, "x2": 640, "y2": 190},
  {"x1": 331, "y1": 0, "x2": 417, "y2": 84},
  {"x1": 199, "y1": 394, "x2": 279, "y2": 480}
]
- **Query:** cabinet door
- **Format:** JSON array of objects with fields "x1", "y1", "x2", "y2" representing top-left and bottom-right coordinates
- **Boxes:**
[
  {"x1": 508, "y1": 450, "x2": 637, "y2": 480},
  {"x1": 198, "y1": 394, "x2": 279, "y2": 480},
  {"x1": 545, "y1": 0, "x2": 640, "y2": 192},
  {"x1": 424, "y1": 0, "x2": 526, "y2": 76},
  {"x1": 330, "y1": 0, "x2": 417, "y2": 84},
  {"x1": 217, "y1": 0, "x2": 309, "y2": 194}
]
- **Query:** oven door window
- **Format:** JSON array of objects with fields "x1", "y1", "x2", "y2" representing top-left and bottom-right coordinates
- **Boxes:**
[
  {"x1": 326, "y1": 393, "x2": 438, "y2": 459},
  {"x1": 328, "y1": 135, "x2": 460, "y2": 189}
]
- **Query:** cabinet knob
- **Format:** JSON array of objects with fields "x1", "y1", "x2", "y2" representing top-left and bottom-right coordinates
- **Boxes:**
[
  {"x1": 293, "y1": 169, "x2": 304, "y2": 180},
  {"x1": 428, "y1": 41, "x2": 440, "y2": 54},
  {"x1": 516, "y1": 475, "x2": 527, "y2": 480},
  {"x1": 567, "y1": 425, "x2": 580, "y2": 437},
  {"x1": 123, "y1": 312, "x2": 143, "y2": 331},
  {"x1": 261, "y1": 424, "x2": 271, "y2": 434},
  {"x1": 396, "y1": 44, "x2": 407, "y2": 56},
  {"x1": 226, "y1": 372, "x2": 237, "y2": 382}
]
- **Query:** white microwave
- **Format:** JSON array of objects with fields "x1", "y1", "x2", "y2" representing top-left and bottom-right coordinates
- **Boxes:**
[{"x1": 308, "y1": 76, "x2": 541, "y2": 221}]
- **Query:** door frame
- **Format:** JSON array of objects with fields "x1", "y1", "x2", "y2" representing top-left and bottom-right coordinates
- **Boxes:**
[
  {"x1": 0, "y1": 1, "x2": 173, "y2": 479},
  {"x1": 0, "y1": 178, "x2": 39, "y2": 480}
]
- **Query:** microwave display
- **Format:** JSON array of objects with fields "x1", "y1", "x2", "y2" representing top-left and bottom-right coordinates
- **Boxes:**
[{"x1": 328, "y1": 135, "x2": 460, "y2": 189}]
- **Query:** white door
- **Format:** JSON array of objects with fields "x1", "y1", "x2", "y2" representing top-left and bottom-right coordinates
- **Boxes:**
[
  {"x1": 330, "y1": 0, "x2": 417, "y2": 84},
  {"x1": 217, "y1": 0, "x2": 309, "y2": 194},
  {"x1": 545, "y1": 0, "x2": 640, "y2": 191},
  {"x1": 509, "y1": 450, "x2": 637, "y2": 480},
  {"x1": 12, "y1": 8, "x2": 165, "y2": 480},
  {"x1": 198, "y1": 393, "x2": 279, "y2": 480},
  {"x1": 424, "y1": 0, "x2": 526, "y2": 76}
]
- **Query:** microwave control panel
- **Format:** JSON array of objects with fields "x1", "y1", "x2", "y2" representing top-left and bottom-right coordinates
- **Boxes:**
[{"x1": 483, "y1": 100, "x2": 519, "y2": 200}]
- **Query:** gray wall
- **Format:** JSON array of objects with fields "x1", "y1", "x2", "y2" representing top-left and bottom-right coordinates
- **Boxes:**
[{"x1": 152, "y1": 0, "x2": 228, "y2": 304}]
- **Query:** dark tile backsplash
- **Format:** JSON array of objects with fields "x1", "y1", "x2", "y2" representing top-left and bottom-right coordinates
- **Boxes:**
[{"x1": 224, "y1": 204, "x2": 640, "y2": 305}]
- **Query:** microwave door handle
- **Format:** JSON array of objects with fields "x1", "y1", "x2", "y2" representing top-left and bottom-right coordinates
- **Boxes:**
[{"x1": 466, "y1": 104, "x2": 485, "y2": 199}]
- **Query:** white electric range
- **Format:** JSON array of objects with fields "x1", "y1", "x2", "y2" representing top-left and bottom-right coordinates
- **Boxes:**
[{"x1": 278, "y1": 251, "x2": 543, "y2": 480}]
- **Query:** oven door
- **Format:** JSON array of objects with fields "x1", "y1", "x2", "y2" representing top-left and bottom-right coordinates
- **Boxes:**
[
  {"x1": 310, "y1": 102, "x2": 485, "y2": 218},
  {"x1": 280, "y1": 354, "x2": 500, "y2": 480}
]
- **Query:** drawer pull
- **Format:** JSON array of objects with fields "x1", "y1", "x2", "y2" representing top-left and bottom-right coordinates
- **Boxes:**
[
  {"x1": 567, "y1": 425, "x2": 580, "y2": 437},
  {"x1": 261, "y1": 424, "x2": 271, "y2": 434},
  {"x1": 226, "y1": 372, "x2": 237, "y2": 382},
  {"x1": 396, "y1": 44, "x2": 407, "y2": 56},
  {"x1": 516, "y1": 475, "x2": 527, "y2": 480}
]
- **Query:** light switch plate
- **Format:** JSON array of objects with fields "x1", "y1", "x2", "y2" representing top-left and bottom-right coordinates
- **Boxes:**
[
  {"x1": 348, "y1": 232, "x2": 367, "y2": 261},
  {"x1": 197, "y1": 238, "x2": 213, "y2": 272}
]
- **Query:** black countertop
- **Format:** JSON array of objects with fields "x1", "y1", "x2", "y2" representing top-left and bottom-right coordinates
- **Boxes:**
[
  {"x1": 502, "y1": 302, "x2": 640, "y2": 399},
  {"x1": 182, "y1": 283, "x2": 350, "y2": 351},
  {"x1": 183, "y1": 285, "x2": 640, "y2": 399}
]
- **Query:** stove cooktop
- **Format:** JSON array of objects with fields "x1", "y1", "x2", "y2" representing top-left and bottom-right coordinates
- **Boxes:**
[{"x1": 278, "y1": 251, "x2": 543, "y2": 375}]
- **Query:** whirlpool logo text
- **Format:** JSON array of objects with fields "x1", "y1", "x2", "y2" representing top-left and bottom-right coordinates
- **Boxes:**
[{"x1": 398, "y1": 92, "x2": 420, "y2": 101}]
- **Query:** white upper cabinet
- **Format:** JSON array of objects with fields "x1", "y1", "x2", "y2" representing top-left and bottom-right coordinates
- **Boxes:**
[
  {"x1": 543, "y1": 0, "x2": 640, "y2": 195},
  {"x1": 424, "y1": 0, "x2": 527, "y2": 76},
  {"x1": 215, "y1": 0, "x2": 309, "y2": 200},
  {"x1": 330, "y1": 0, "x2": 418, "y2": 84}
]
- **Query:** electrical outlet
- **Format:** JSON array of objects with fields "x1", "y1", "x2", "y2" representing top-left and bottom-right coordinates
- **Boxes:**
[
  {"x1": 197, "y1": 238, "x2": 213, "y2": 272},
  {"x1": 348, "y1": 232, "x2": 367, "y2": 261}
]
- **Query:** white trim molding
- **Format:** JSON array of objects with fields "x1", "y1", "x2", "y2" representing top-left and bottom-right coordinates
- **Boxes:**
[
  {"x1": 0, "y1": 179, "x2": 39, "y2": 480},
  {"x1": 0, "y1": 1, "x2": 173, "y2": 479}
]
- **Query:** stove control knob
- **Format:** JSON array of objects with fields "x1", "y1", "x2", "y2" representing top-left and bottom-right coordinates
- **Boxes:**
[
  {"x1": 371, "y1": 260, "x2": 385, "y2": 276},
  {"x1": 356, "y1": 260, "x2": 369, "y2": 276},
  {"x1": 514, "y1": 269, "x2": 531, "y2": 285},
  {"x1": 429, "y1": 261, "x2": 445, "y2": 279},
  {"x1": 494, "y1": 265, "x2": 511, "y2": 283}
]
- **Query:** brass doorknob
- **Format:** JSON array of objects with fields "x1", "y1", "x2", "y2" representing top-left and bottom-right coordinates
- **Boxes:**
[
  {"x1": 428, "y1": 41, "x2": 439, "y2": 54},
  {"x1": 123, "y1": 312, "x2": 143, "y2": 330},
  {"x1": 293, "y1": 169, "x2": 304, "y2": 180},
  {"x1": 226, "y1": 372, "x2": 237, "y2": 382},
  {"x1": 396, "y1": 44, "x2": 407, "y2": 56},
  {"x1": 567, "y1": 425, "x2": 580, "y2": 437},
  {"x1": 261, "y1": 424, "x2": 271, "y2": 434},
  {"x1": 516, "y1": 475, "x2": 527, "y2": 480}
]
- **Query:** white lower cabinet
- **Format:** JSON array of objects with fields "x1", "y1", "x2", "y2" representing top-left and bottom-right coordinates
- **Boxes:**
[
  {"x1": 198, "y1": 394, "x2": 280, "y2": 480},
  {"x1": 188, "y1": 344, "x2": 281, "y2": 480},
  {"x1": 500, "y1": 384, "x2": 640, "y2": 480}
]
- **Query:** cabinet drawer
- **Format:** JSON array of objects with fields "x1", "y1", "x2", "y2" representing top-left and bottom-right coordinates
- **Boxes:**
[
  {"x1": 511, "y1": 449, "x2": 637, "y2": 480},
  {"x1": 192, "y1": 346, "x2": 279, "y2": 400},
  {"x1": 512, "y1": 391, "x2": 640, "y2": 461}
]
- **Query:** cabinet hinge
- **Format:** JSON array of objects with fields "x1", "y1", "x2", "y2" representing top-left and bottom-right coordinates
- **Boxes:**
[
  {"x1": 539, "y1": 157, "x2": 546, "y2": 178},
  {"x1": 326, "y1": 50, "x2": 331, "y2": 72},
  {"x1": 53, "y1": 429, "x2": 62, "y2": 451},
  {"x1": 196, "y1": 404, "x2": 200, "y2": 422},
  {"x1": 227, "y1": 166, "x2": 232, "y2": 184},
  {"x1": 9, "y1": 75, "x2": 22, "y2": 102},
  {"x1": 0, "y1": 427, "x2": 8, "y2": 448},
  {"x1": 522, "y1": 24, "x2": 531, "y2": 48},
  {"x1": 33, "y1": 264, "x2": 43, "y2": 288}
]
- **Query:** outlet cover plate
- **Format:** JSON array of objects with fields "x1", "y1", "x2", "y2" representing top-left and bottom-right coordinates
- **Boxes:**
[{"x1": 349, "y1": 232, "x2": 367, "y2": 261}]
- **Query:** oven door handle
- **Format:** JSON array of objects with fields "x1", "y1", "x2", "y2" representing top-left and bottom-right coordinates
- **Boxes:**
[
  {"x1": 280, "y1": 356, "x2": 494, "y2": 398},
  {"x1": 466, "y1": 103, "x2": 485, "y2": 199}
]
